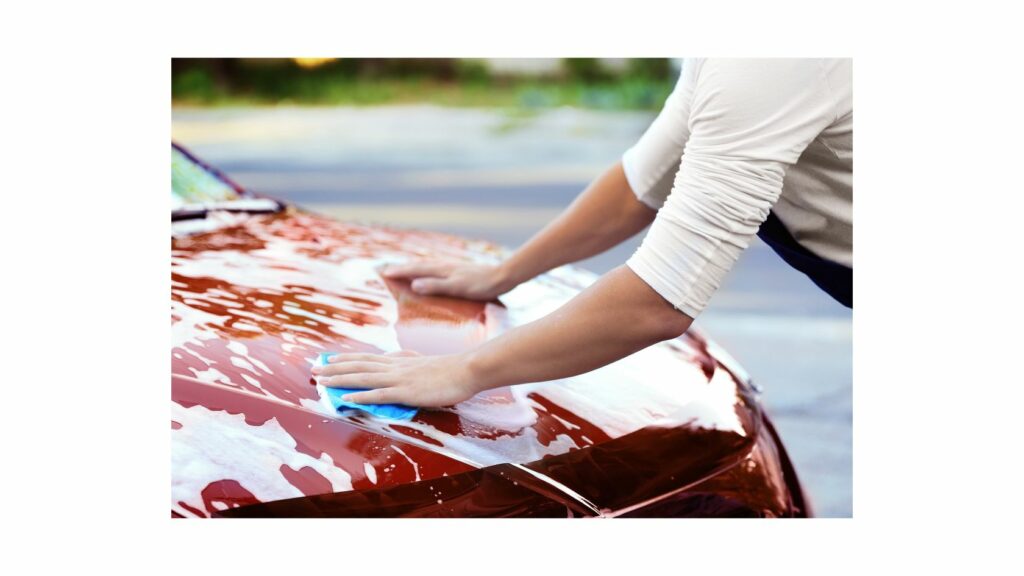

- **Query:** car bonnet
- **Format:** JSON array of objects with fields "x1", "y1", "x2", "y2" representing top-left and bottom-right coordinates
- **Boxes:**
[{"x1": 171, "y1": 210, "x2": 761, "y2": 517}]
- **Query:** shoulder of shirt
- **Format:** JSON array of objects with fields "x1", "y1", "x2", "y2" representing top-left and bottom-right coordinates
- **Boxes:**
[{"x1": 690, "y1": 59, "x2": 839, "y2": 110}]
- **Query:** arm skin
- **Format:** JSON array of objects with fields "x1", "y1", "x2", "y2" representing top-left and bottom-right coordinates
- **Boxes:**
[
  {"x1": 312, "y1": 160, "x2": 692, "y2": 408},
  {"x1": 379, "y1": 161, "x2": 657, "y2": 299},
  {"x1": 496, "y1": 161, "x2": 658, "y2": 288},
  {"x1": 313, "y1": 265, "x2": 693, "y2": 407}
]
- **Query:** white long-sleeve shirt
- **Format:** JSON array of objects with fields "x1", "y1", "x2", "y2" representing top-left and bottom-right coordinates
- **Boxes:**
[{"x1": 624, "y1": 58, "x2": 852, "y2": 317}]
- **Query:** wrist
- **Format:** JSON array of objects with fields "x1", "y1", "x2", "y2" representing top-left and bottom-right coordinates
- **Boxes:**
[
  {"x1": 460, "y1": 347, "x2": 502, "y2": 395},
  {"x1": 493, "y1": 260, "x2": 522, "y2": 294}
]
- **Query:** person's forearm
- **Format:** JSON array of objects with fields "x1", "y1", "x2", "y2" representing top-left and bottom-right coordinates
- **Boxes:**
[
  {"x1": 496, "y1": 161, "x2": 656, "y2": 288},
  {"x1": 316, "y1": 266, "x2": 693, "y2": 408},
  {"x1": 464, "y1": 265, "x2": 692, "y2": 391}
]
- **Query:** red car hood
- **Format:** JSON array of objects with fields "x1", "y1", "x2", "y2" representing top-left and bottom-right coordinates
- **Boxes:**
[{"x1": 171, "y1": 209, "x2": 761, "y2": 517}]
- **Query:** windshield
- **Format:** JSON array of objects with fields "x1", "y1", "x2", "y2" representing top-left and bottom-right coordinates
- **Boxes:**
[{"x1": 171, "y1": 145, "x2": 240, "y2": 209}]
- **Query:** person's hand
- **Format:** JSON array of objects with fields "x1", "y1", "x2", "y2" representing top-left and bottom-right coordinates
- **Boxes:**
[
  {"x1": 381, "y1": 261, "x2": 515, "y2": 300},
  {"x1": 312, "y1": 350, "x2": 481, "y2": 408}
]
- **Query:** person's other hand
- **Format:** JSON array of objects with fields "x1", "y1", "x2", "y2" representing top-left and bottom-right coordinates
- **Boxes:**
[
  {"x1": 381, "y1": 261, "x2": 514, "y2": 300},
  {"x1": 312, "y1": 350, "x2": 480, "y2": 408}
]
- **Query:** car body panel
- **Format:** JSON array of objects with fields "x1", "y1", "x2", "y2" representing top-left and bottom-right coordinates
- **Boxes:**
[{"x1": 170, "y1": 145, "x2": 808, "y2": 517}]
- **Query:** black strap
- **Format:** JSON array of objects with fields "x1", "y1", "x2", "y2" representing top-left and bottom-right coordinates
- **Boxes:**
[{"x1": 756, "y1": 212, "x2": 852, "y2": 308}]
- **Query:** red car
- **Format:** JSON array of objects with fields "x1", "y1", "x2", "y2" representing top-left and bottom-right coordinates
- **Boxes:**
[{"x1": 171, "y1": 143, "x2": 809, "y2": 518}]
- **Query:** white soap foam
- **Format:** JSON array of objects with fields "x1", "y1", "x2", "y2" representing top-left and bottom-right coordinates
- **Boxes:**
[
  {"x1": 363, "y1": 462, "x2": 377, "y2": 485},
  {"x1": 173, "y1": 245, "x2": 407, "y2": 353},
  {"x1": 171, "y1": 402, "x2": 353, "y2": 517},
  {"x1": 389, "y1": 444, "x2": 421, "y2": 482}
]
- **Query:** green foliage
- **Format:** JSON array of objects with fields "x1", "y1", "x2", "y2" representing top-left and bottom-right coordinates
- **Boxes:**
[
  {"x1": 627, "y1": 58, "x2": 672, "y2": 81},
  {"x1": 171, "y1": 68, "x2": 221, "y2": 103},
  {"x1": 562, "y1": 58, "x2": 612, "y2": 83},
  {"x1": 454, "y1": 59, "x2": 491, "y2": 84},
  {"x1": 171, "y1": 58, "x2": 674, "y2": 111}
]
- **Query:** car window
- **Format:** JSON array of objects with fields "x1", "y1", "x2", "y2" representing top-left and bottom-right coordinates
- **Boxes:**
[{"x1": 172, "y1": 146, "x2": 239, "y2": 209}]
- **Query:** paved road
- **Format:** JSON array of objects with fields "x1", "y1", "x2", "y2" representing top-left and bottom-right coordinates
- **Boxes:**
[{"x1": 173, "y1": 105, "x2": 853, "y2": 517}]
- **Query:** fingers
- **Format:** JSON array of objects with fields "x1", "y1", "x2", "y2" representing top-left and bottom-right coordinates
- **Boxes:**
[
  {"x1": 313, "y1": 351, "x2": 418, "y2": 375},
  {"x1": 381, "y1": 261, "x2": 453, "y2": 280},
  {"x1": 326, "y1": 353, "x2": 392, "y2": 363},
  {"x1": 410, "y1": 277, "x2": 455, "y2": 295},
  {"x1": 317, "y1": 361, "x2": 390, "y2": 377},
  {"x1": 322, "y1": 372, "x2": 393, "y2": 389},
  {"x1": 342, "y1": 388, "x2": 400, "y2": 405}
]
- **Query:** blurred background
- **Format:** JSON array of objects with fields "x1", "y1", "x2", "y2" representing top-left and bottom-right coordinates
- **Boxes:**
[{"x1": 172, "y1": 58, "x2": 852, "y2": 517}]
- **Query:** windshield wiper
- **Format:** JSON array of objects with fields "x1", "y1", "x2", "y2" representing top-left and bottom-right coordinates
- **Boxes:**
[{"x1": 171, "y1": 198, "x2": 283, "y2": 221}]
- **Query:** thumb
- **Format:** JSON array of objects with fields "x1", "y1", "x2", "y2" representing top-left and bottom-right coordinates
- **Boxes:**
[{"x1": 410, "y1": 277, "x2": 453, "y2": 295}]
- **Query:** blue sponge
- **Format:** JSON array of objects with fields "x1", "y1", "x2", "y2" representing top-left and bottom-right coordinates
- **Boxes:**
[{"x1": 314, "y1": 352, "x2": 418, "y2": 421}]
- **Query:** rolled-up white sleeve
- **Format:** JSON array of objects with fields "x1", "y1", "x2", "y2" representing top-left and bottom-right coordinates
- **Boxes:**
[
  {"x1": 626, "y1": 59, "x2": 838, "y2": 318},
  {"x1": 621, "y1": 62, "x2": 699, "y2": 210}
]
